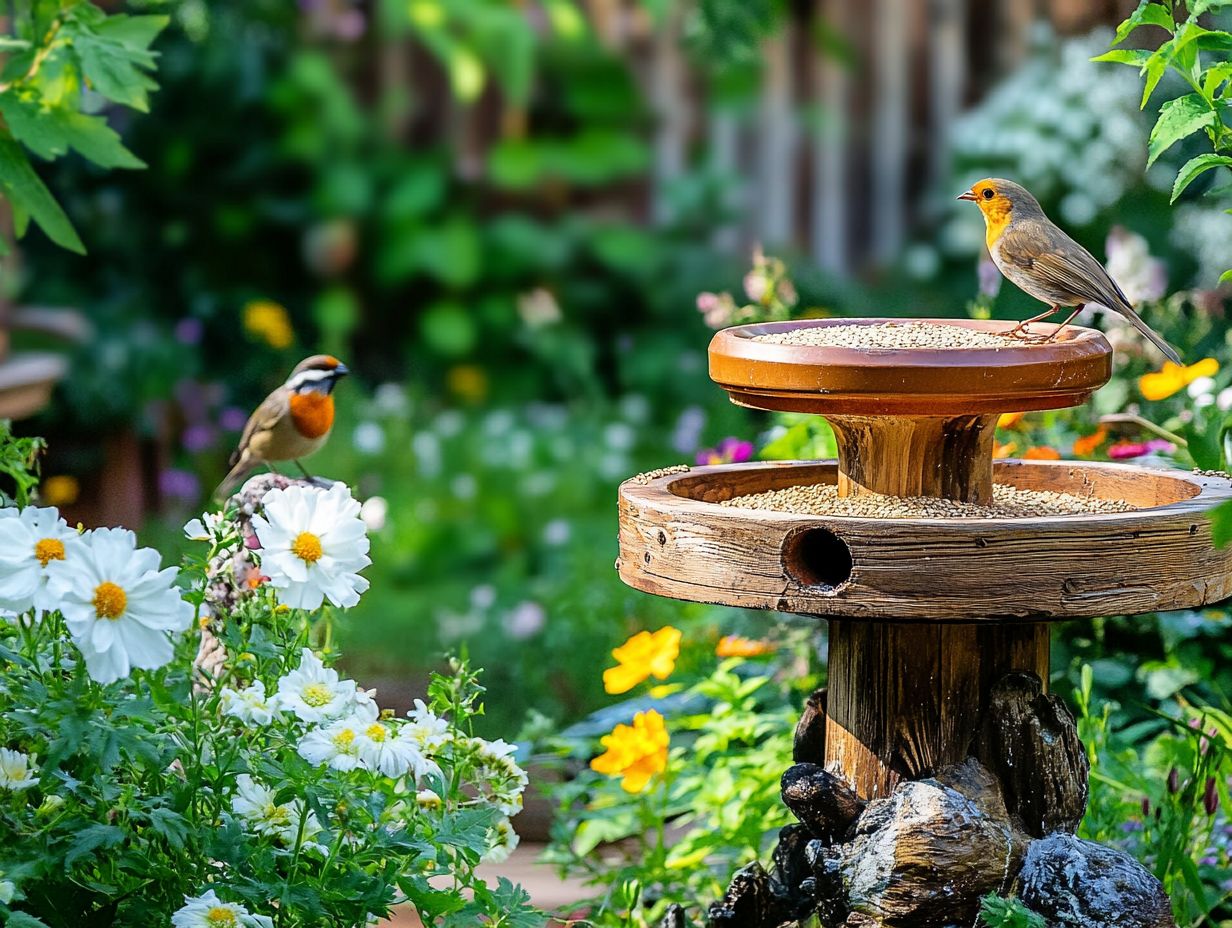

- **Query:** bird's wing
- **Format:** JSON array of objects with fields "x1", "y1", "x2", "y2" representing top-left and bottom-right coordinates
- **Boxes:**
[
  {"x1": 230, "y1": 391, "x2": 288, "y2": 467},
  {"x1": 998, "y1": 220, "x2": 1129, "y2": 311}
]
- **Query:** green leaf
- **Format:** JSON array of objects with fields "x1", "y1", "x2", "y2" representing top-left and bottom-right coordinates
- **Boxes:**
[
  {"x1": 0, "y1": 96, "x2": 143, "y2": 169},
  {"x1": 1202, "y1": 61, "x2": 1232, "y2": 97},
  {"x1": 1141, "y1": 44, "x2": 1175, "y2": 108},
  {"x1": 1219, "y1": 268, "x2": 1232, "y2": 284},
  {"x1": 63, "y1": 822, "x2": 124, "y2": 867},
  {"x1": 1171, "y1": 153, "x2": 1232, "y2": 201},
  {"x1": 6, "y1": 914, "x2": 54, "y2": 928},
  {"x1": 0, "y1": 136, "x2": 84, "y2": 252},
  {"x1": 68, "y1": 13, "x2": 168, "y2": 112},
  {"x1": 1091, "y1": 48, "x2": 1154, "y2": 66},
  {"x1": 1148, "y1": 94, "x2": 1217, "y2": 165},
  {"x1": 1114, "y1": 1, "x2": 1176, "y2": 45},
  {"x1": 1190, "y1": 0, "x2": 1232, "y2": 14}
]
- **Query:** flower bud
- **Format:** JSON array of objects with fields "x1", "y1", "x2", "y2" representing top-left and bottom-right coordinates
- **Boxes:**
[
  {"x1": 1168, "y1": 767, "x2": 1180, "y2": 794},
  {"x1": 1141, "y1": 797, "x2": 1151, "y2": 818},
  {"x1": 1205, "y1": 777, "x2": 1219, "y2": 817}
]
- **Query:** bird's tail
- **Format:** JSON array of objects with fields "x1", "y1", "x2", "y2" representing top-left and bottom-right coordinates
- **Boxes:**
[
  {"x1": 215, "y1": 456, "x2": 254, "y2": 501},
  {"x1": 1116, "y1": 302, "x2": 1181, "y2": 366}
]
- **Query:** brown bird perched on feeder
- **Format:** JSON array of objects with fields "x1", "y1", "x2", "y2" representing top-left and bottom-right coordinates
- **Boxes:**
[
  {"x1": 216, "y1": 355, "x2": 350, "y2": 499},
  {"x1": 958, "y1": 178, "x2": 1181, "y2": 364}
]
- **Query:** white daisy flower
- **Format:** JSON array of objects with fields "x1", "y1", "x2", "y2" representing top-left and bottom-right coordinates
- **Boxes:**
[
  {"x1": 403, "y1": 699, "x2": 452, "y2": 750},
  {"x1": 357, "y1": 720, "x2": 439, "y2": 780},
  {"x1": 274, "y1": 649, "x2": 375, "y2": 723},
  {"x1": 250, "y1": 483, "x2": 371, "y2": 610},
  {"x1": 45, "y1": 528, "x2": 193, "y2": 684},
  {"x1": 483, "y1": 817, "x2": 520, "y2": 864},
  {"x1": 0, "y1": 506, "x2": 83, "y2": 615},
  {"x1": 171, "y1": 889, "x2": 273, "y2": 928},
  {"x1": 471, "y1": 738, "x2": 528, "y2": 816},
  {"x1": 0, "y1": 747, "x2": 38, "y2": 791},
  {"x1": 415, "y1": 788, "x2": 442, "y2": 811},
  {"x1": 183, "y1": 512, "x2": 232, "y2": 544},
  {"x1": 230, "y1": 774, "x2": 324, "y2": 850},
  {"x1": 219, "y1": 681, "x2": 277, "y2": 726},
  {"x1": 297, "y1": 715, "x2": 367, "y2": 771},
  {"x1": 0, "y1": 879, "x2": 14, "y2": 903}
]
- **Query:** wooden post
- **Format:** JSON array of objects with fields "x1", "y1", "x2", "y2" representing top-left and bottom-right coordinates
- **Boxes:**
[{"x1": 824, "y1": 620, "x2": 1050, "y2": 800}]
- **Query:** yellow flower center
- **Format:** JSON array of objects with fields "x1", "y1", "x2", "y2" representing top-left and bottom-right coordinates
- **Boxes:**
[
  {"x1": 264, "y1": 802, "x2": 290, "y2": 825},
  {"x1": 205, "y1": 908, "x2": 239, "y2": 927},
  {"x1": 365, "y1": 723, "x2": 387, "y2": 742},
  {"x1": 92, "y1": 581, "x2": 127, "y2": 620},
  {"x1": 301, "y1": 683, "x2": 334, "y2": 708},
  {"x1": 34, "y1": 537, "x2": 65, "y2": 567},
  {"x1": 332, "y1": 728, "x2": 356, "y2": 750},
  {"x1": 290, "y1": 531, "x2": 323, "y2": 563}
]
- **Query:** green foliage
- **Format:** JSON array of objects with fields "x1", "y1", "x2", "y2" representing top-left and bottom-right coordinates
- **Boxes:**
[
  {"x1": 1097, "y1": 0, "x2": 1232, "y2": 281},
  {"x1": 978, "y1": 894, "x2": 1046, "y2": 928},
  {"x1": 0, "y1": 423, "x2": 45, "y2": 505},
  {"x1": 0, "y1": 1, "x2": 166, "y2": 252}
]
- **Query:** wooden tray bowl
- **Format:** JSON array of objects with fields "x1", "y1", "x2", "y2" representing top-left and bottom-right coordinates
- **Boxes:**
[
  {"x1": 708, "y1": 319, "x2": 1112, "y2": 415},
  {"x1": 617, "y1": 460, "x2": 1232, "y2": 621}
]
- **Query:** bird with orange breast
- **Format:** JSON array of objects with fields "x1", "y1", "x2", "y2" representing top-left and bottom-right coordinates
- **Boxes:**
[
  {"x1": 216, "y1": 355, "x2": 350, "y2": 499},
  {"x1": 958, "y1": 177, "x2": 1181, "y2": 364}
]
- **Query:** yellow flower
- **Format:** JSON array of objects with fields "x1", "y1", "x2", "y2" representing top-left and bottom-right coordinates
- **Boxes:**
[
  {"x1": 590, "y1": 709, "x2": 669, "y2": 793},
  {"x1": 243, "y1": 300, "x2": 294, "y2": 350},
  {"x1": 992, "y1": 440, "x2": 1017, "y2": 459},
  {"x1": 603, "y1": 626, "x2": 681, "y2": 695},
  {"x1": 447, "y1": 364, "x2": 488, "y2": 404},
  {"x1": 42, "y1": 475, "x2": 79, "y2": 507},
  {"x1": 1138, "y1": 358, "x2": 1218, "y2": 402},
  {"x1": 1073, "y1": 426, "x2": 1107, "y2": 457},
  {"x1": 1023, "y1": 446, "x2": 1061, "y2": 460},
  {"x1": 715, "y1": 635, "x2": 775, "y2": 658},
  {"x1": 997, "y1": 412, "x2": 1026, "y2": 429}
]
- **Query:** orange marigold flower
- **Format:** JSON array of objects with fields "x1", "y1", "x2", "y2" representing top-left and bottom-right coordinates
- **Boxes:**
[
  {"x1": 1072, "y1": 426, "x2": 1107, "y2": 457},
  {"x1": 589, "y1": 709, "x2": 669, "y2": 793},
  {"x1": 1023, "y1": 446, "x2": 1061, "y2": 460},
  {"x1": 993, "y1": 440, "x2": 1017, "y2": 459},
  {"x1": 1138, "y1": 358, "x2": 1219, "y2": 402},
  {"x1": 997, "y1": 412, "x2": 1026, "y2": 429},
  {"x1": 715, "y1": 635, "x2": 775, "y2": 658},
  {"x1": 602, "y1": 626, "x2": 681, "y2": 695}
]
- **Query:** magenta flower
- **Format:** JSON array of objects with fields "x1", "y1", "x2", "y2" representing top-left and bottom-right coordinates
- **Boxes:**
[
  {"x1": 696, "y1": 437, "x2": 755, "y2": 466},
  {"x1": 159, "y1": 468, "x2": 200, "y2": 502},
  {"x1": 1108, "y1": 439, "x2": 1176, "y2": 460}
]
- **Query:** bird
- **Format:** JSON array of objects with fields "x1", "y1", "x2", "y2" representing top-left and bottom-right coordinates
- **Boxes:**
[
  {"x1": 957, "y1": 178, "x2": 1181, "y2": 364},
  {"x1": 216, "y1": 354, "x2": 350, "y2": 499}
]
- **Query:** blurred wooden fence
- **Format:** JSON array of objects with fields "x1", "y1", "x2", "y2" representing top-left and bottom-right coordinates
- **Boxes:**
[{"x1": 584, "y1": 0, "x2": 1136, "y2": 270}]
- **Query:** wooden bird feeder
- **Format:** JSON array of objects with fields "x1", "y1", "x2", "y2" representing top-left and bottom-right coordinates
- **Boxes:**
[{"x1": 617, "y1": 318, "x2": 1232, "y2": 923}]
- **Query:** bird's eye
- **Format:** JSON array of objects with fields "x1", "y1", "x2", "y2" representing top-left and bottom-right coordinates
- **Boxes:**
[{"x1": 981, "y1": 188, "x2": 995, "y2": 200}]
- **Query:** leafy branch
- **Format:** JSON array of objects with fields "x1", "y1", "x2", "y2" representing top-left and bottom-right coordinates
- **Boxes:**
[
  {"x1": 0, "y1": 1, "x2": 168, "y2": 254},
  {"x1": 1095, "y1": 0, "x2": 1232, "y2": 284}
]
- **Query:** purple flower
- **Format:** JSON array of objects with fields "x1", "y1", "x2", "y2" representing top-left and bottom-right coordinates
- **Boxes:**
[
  {"x1": 697, "y1": 437, "x2": 755, "y2": 466},
  {"x1": 219, "y1": 406, "x2": 249, "y2": 432},
  {"x1": 1108, "y1": 439, "x2": 1176, "y2": 460},
  {"x1": 174, "y1": 318, "x2": 203, "y2": 345},
  {"x1": 978, "y1": 257, "x2": 1003, "y2": 298},
  {"x1": 159, "y1": 468, "x2": 200, "y2": 502},
  {"x1": 182, "y1": 424, "x2": 218, "y2": 453}
]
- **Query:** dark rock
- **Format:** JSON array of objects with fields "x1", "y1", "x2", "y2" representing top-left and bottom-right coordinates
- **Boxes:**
[
  {"x1": 975, "y1": 672, "x2": 1089, "y2": 837},
  {"x1": 781, "y1": 763, "x2": 866, "y2": 843},
  {"x1": 838, "y1": 759, "x2": 1030, "y2": 928},
  {"x1": 770, "y1": 824, "x2": 815, "y2": 906},
  {"x1": 806, "y1": 839, "x2": 850, "y2": 927},
  {"x1": 707, "y1": 862, "x2": 794, "y2": 928},
  {"x1": 1018, "y1": 833, "x2": 1176, "y2": 928},
  {"x1": 794, "y1": 687, "x2": 827, "y2": 764}
]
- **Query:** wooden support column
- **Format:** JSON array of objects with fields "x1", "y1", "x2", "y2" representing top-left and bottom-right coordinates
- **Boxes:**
[{"x1": 824, "y1": 620, "x2": 1050, "y2": 800}]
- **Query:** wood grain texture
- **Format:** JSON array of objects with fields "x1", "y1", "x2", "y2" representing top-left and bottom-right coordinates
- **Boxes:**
[
  {"x1": 618, "y1": 460, "x2": 1232, "y2": 621},
  {"x1": 829, "y1": 413, "x2": 997, "y2": 503},
  {"x1": 824, "y1": 620, "x2": 1049, "y2": 799}
]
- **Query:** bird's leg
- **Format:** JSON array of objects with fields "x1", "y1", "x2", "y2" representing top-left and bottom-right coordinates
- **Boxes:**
[
  {"x1": 1046, "y1": 304, "x2": 1085, "y2": 342},
  {"x1": 294, "y1": 460, "x2": 314, "y2": 480},
  {"x1": 1009, "y1": 304, "x2": 1061, "y2": 338}
]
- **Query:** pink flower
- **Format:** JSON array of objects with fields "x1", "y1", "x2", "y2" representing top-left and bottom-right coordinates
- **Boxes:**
[
  {"x1": 1108, "y1": 439, "x2": 1176, "y2": 459},
  {"x1": 696, "y1": 438, "x2": 755, "y2": 466}
]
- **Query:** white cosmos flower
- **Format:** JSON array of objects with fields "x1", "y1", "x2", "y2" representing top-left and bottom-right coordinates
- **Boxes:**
[
  {"x1": 357, "y1": 720, "x2": 439, "y2": 779},
  {"x1": 231, "y1": 774, "x2": 324, "y2": 851},
  {"x1": 471, "y1": 738, "x2": 528, "y2": 817},
  {"x1": 0, "y1": 506, "x2": 83, "y2": 615},
  {"x1": 484, "y1": 817, "x2": 520, "y2": 864},
  {"x1": 275, "y1": 648, "x2": 376, "y2": 723},
  {"x1": 171, "y1": 889, "x2": 273, "y2": 928},
  {"x1": 404, "y1": 699, "x2": 452, "y2": 750},
  {"x1": 183, "y1": 511, "x2": 232, "y2": 544},
  {"x1": 250, "y1": 483, "x2": 371, "y2": 610},
  {"x1": 0, "y1": 748, "x2": 38, "y2": 791},
  {"x1": 297, "y1": 715, "x2": 368, "y2": 771},
  {"x1": 219, "y1": 681, "x2": 276, "y2": 726},
  {"x1": 45, "y1": 528, "x2": 193, "y2": 684}
]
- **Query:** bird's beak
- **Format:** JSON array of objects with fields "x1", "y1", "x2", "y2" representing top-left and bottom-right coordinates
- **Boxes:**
[
  {"x1": 333, "y1": 363, "x2": 350, "y2": 377},
  {"x1": 957, "y1": 189, "x2": 977, "y2": 202}
]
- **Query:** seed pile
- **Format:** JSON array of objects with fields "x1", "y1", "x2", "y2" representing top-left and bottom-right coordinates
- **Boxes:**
[
  {"x1": 721, "y1": 483, "x2": 1134, "y2": 518},
  {"x1": 752, "y1": 322, "x2": 1018, "y2": 351}
]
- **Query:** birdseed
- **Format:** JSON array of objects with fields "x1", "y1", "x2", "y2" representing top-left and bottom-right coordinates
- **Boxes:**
[
  {"x1": 721, "y1": 483, "x2": 1135, "y2": 519},
  {"x1": 751, "y1": 322, "x2": 1019, "y2": 351}
]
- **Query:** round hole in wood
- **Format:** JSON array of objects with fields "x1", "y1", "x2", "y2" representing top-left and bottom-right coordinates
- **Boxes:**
[{"x1": 784, "y1": 527, "x2": 853, "y2": 590}]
